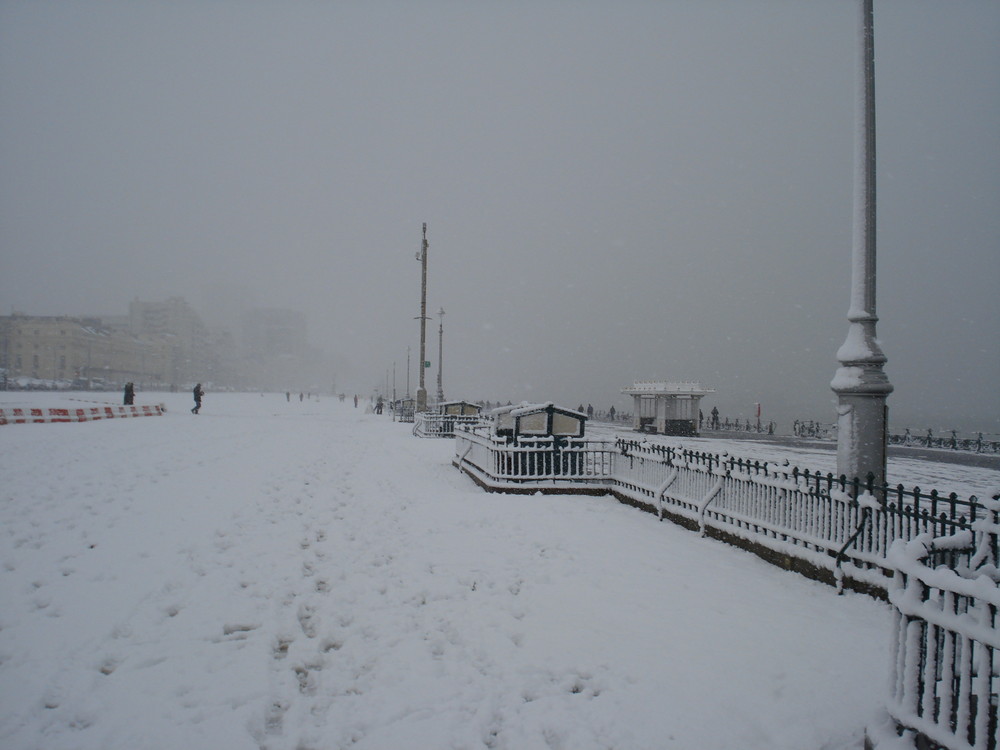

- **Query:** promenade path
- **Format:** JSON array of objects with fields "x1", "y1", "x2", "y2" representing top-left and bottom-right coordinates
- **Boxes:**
[{"x1": 1, "y1": 392, "x2": 908, "y2": 749}]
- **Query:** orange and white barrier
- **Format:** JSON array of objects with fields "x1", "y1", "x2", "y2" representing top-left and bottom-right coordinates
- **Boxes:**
[{"x1": 0, "y1": 404, "x2": 164, "y2": 425}]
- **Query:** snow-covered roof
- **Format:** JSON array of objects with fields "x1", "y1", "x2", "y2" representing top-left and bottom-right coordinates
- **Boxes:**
[
  {"x1": 499, "y1": 401, "x2": 587, "y2": 419},
  {"x1": 621, "y1": 381, "x2": 715, "y2": 397}
]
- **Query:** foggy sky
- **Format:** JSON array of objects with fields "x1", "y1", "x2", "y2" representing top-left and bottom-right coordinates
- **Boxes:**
[{"x1": 2, "y1": 0, "x2": 998, "y2": 433}]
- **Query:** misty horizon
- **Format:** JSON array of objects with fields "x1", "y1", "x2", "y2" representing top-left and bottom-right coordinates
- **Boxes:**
[{"x1": 2, "y1": 0, "x2": 997, "y2": 433}]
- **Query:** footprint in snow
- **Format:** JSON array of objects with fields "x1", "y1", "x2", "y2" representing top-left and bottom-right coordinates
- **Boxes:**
[{"x1": 297, "y1": 604, "x2": 318, "y2": 638}]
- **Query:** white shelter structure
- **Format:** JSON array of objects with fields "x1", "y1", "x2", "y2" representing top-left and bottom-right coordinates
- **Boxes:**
[{"x1": 622, "y1": 381, "x2": 715, "y2": 436}]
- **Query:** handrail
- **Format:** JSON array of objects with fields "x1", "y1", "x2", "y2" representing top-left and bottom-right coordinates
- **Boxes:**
[
  {"x1": 456, "y1": 441, "x2": 474, "y2": 469},
  {"x1": 697, "y1": 475, "x2": 726, "y2": 537},
  {"x1": 654, "y1": 469, "x2": 679, "y2": 521},
  {"x1": 834, "y1": 503, "x2": 871, "y2": 594}
]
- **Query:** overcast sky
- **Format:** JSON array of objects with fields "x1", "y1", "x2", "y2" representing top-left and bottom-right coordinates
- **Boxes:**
[{"x1": 2, "y1": 0, "x2": 998, "y2": 432}]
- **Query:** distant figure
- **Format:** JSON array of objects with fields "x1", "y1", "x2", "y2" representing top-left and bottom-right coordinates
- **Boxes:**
[
  {"x1": 609, "y1": 405, "x2": 616, "y2": 421},
  {"x1": 354, "y1": 395, "x2": 359, "y2": 408},
  {"x1": 699, "y1": 409, "x2": 704, "y2": 428},
  {"x1": 578, "y1": 404, "x2": 585, "y2": 413},
  {"x1": 710, "y1": 407, "x2": 720, "y2": 430},
  {"x1": 286, "y1": 391, "x2": 291, "y2": 402},
  {"x1": 192, "y1": 383, "x2": 204, "y2": 414},
  {"x1": 375, "y1": 396, "x2": 384, "y2": 414},
  {"x1": 299, "y1": 392, "x2": 304, "y2": 402},
  {"x1": 123, "y1": 382, "x2": 135, "y2": 406},
  {"x1": 586, "y1": 404, "x2": 594, "y2": 419}
]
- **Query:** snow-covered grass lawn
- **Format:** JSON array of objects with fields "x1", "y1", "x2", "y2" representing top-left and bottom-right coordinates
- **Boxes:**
[{"x1": 0, "y1": 391, "x2": 947, "y2": 749}]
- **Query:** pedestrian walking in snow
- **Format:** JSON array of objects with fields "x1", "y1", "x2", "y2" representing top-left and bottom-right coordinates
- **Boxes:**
[
  {"x1": 123, "y1": 382, "x2": 135, "y2": 405},
  {"x1": 192, "y1": 383, "x2": 204, "y2": 414}
]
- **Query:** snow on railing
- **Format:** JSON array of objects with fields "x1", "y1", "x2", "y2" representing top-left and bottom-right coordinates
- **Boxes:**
[
  {"x1": 451, "y1": 429, "x2": 991, "y2": 597},
  {"x1": 453, "y1": 427, "x2": 615, "y2": 492},
  {"x1": 884, "y1": 497, "x2": 1000, "y2": 750},
  {"x1": 612, "y1": 438, "x2": 988, "y2": 593},
  {"x1": 450, "y1": 426, "x2": 998, "y2": 746},
  {"x1": 413, "y1": 412, "x2": 482, "y2": 438}
]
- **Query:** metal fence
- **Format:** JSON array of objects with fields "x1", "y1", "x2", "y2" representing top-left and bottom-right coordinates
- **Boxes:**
[
  {"x1": 449, "y1": 429, "x2": 998, "y2": 746},
  {"x1": 885, "y1": 503, "x2": 999, "y2": 750},
  {"x1": 704, "y1": 416, "x2": 779, "y2": 435},
  {"x1": 453, "y1": 427, "x2": 615, "y2": 493},
  {"x1": 612, "y1": 438, "x2": 987, "y2": 593},
  {"x1": 413, "y1": 412, "x2": 482, "y2": 438},
  {"x1": 452, "y1": 432, "x2": 987, "y2": 592},
  {"x1": 889, "y1": 429, "x2": 1000, "y2": 456}
]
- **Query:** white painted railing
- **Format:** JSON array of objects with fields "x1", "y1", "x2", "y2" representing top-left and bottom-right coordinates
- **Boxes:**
[
  {"x1": 453, "y1": 428, "x2": 615, "y2": 492},
  {"x1": 413, "y1": 413, "x2": 482, "y2": 438},
  {"x1": 885, "y1": 501, "x2": 999, "y2": 750},
  {"x1": 449, "y1": 428, "x2": 999, "y2": 747}
]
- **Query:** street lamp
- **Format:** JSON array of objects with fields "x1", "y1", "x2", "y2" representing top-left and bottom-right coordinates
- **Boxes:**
[{"x1": 831, "y1": 0, "x2": 893, "y2": 486}]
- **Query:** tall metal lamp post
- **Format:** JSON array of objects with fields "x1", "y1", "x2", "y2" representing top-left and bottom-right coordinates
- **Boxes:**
[
  {"x1": 436, "y1": 307, "x2": 446, "y2": 405},
  {"x1": 831, "y1": 0, "x2": 893, "y2": 486},
  {"x1": 415, "y1": 223, "x2": 429, "y2": 412}
]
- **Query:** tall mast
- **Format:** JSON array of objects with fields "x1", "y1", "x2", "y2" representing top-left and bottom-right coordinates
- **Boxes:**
[
  {"x1": 436, "y1": 307, "x2": 446, "y2": 404},
  {"x1": 416, "y1": 223, "x2": 429, "y2": 412}
]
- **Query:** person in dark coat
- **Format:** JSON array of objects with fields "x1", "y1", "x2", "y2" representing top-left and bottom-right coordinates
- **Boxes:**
[
  {"x1": 192, "y1": 383, "x2": 204, "y2": 414},
  {"x1": 123, "y1": 382, "x2": 135, "y2": 405}
]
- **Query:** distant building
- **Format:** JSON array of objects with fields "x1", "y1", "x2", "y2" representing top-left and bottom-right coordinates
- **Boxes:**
[
  {"x1": 0, "y1": 314, "x2": 171, "y2": 389},
  {"x1": 0, "y1": 299, "x2": 330, "y2": 392},
  {"x1": 241, "y1": 308, "x2": 307, "y2": 360},
  {"x1": 240, "y1": 308, "x2": 311, "y2": 390},
  {"x1": 128, "y1": 297, "x2": 211, "y2": 385},
  {"x1": 621, "y1": 381, "x2": 715, "y2": 436}
]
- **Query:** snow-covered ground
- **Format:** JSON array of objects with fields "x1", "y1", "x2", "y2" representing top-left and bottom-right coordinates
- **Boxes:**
[{"x1": 1, "y1": 392, "x2": 994, "y2": 750}]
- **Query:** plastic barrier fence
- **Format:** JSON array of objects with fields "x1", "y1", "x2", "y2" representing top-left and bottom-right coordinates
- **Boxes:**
[{"x1": 0, "y1": 404, "x2": 164, "y2": 425}]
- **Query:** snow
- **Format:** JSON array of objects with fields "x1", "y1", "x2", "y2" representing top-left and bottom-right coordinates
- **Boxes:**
[
  {"x1": 831, "y1": 365, "x2": 866, "y2": 391},
  {"x1": 1, "y1": 390, "x2": 958, "y2": 750}
]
